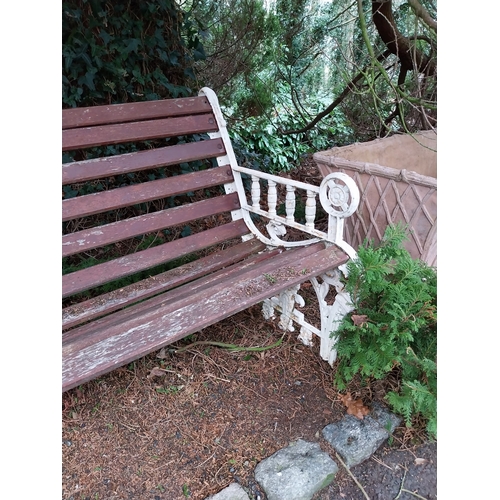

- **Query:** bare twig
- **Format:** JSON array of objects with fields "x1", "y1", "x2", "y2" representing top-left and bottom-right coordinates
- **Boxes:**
[
  {"x1": 394, "y1": 467, "x2": 429, "y2": 499},
  {"x1": 334, "y1": 452, "x2": 371, "y2": 500},
  {"x1": 194, "y1": 452, "x2": 216, "y2": 469},
  {"x1": 174, "y1": 336, "x2": 284, "y2": 354},
  {"x1": 402, "y1": 490, "x2": 428, "y2": 500},
  {"x1": 371, "y1": 455, "x2": 394, "y2": 470}
]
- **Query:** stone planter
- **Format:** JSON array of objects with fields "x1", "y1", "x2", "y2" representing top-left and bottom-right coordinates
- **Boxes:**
[{"x1": 314, "y1": 130, "x2": 437, "y2": 266}]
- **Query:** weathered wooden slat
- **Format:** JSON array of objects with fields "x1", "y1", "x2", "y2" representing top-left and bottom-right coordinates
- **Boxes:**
[
  {"x1": 63, "y1": 139, "x2": 226, "y2": 185},
  {"x1": 63, "y1": 242, "x2": 294, "y2": 343},
  {"x1": 62, "y1": 242, "x2": 320, "y2": 347},
  {"x1": 63, "y1": 96, "x2": 212, "y2": 129},
  {"x1": 62, "y1": 243, "x2": 349, "y2": 391},
  {"x1": 72, "y1": 242, "x2": 324, "y2": 337},
  {"x1": 62, "y1": 114, "x2": 218, "y2": 151},
  {"x1": 62, "y1": 219, "x2": 250, "y2": 298},
  {"x1": 62, "y1": 166, "x2": 234, "y2": 221},
  {"x1": 63, "y1": 193, "x2": 240, "y2": 257},
  {"x1": 63, "y1": 238, "x2": 267, "y2": 330}
]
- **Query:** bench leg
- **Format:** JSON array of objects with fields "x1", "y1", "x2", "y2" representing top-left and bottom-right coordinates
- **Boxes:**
[
  {"x1": 262, "y1": 268, "x2": 354, "y2": 365},
  {"x1": 309, "y1": 270, "x2": 354, "y2": 364},
  {"x1": 262, "y1": 284, "x2": 305, "y2": 333}
]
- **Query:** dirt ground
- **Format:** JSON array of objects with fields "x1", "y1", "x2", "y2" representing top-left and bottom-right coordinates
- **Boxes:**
[
  {"x1": 62, "y1": 158, "x2": 436, "y2": 500},
  {"x1": 62, "y1": 301, "x2": 436, "y2": 500}
]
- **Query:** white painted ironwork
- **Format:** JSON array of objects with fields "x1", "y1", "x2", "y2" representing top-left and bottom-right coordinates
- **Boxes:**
[
  {"x1": 262, "y1": 284, "x2": 304, "y2": 332},
  {"x1": 251, "y1": 176, "x2": 261, "y2": 210},
  {"x1": 305, "y1": 189, "x2": 316, "y2": 229},
  {"x1": 262, "y1": 268, "x2": 354, "y2": 365},
  {"x1": 199, "y1": 87, "x2": 360, "y2": 364},
  {"x1": 267, "y1": 180, "x2": 277, "y2": 216},
  {"x1": 285, "y1": 184, "x2": 295, "y2": 223},
  {"x1": 320, "y1": 173, "x2": 360, "y2": 218},
  {"x1": 230, "y1": 165, "x2": 359, "y2": 250}
]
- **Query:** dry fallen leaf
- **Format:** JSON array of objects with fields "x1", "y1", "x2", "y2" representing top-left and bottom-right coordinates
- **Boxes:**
[
  {"x1": 339, "y1": 392, "x2": 370, "y2": 419},
  {"x1": 156, "y1": 348, "x2": 168, "y2": 359},
  {"x1": 414, "y1": 457, "x2": 428, "y2": 466},
  {"x1": 148, "y1": 366, "x2": 167, "y2": 379},
  {"x1": 351, "y1": 314, "x2": 369, "y2": 327}
]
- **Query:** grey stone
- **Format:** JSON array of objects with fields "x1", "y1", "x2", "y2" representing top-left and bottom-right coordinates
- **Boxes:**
[
  {"x1": 322, "y1": 402, "x2": 402, "y2": 468},
  {"x1": 371, "y1": 401, "x2": 401, "y2": 433},
  {"x1": 254, "y1": 439, "x2": 338, "y2": 500},
  {"x1": 205, "y1": 482, "x2": 250, "y2": 500}
]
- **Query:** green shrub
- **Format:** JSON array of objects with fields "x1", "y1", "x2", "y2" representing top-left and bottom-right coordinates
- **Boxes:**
[
  {"x1": 227, "y1": 87, "x2": 354, "y2": 174},
  {"x1": 333, "y1": 224, "x2": 437, "y2": 439},
  {"x1": 62, "y1": 0, "x2": 205, "y2": 108}
]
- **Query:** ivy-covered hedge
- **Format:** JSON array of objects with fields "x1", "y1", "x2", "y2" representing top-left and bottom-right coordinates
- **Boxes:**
[{"x1": 62, "y1": 0, "x2": 206, "y2": 108}]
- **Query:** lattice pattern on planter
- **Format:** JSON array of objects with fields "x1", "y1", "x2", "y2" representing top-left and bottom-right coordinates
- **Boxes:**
[{"x1": 314, "y1": 155, "x2": 437, "y2": 267}]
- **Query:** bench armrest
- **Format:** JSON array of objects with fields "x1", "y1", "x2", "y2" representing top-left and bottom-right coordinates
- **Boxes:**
[
  {"x1": 199, "y1": 87, "x2": 360, "y2": 258},
  {"x1": 233, "y1": 166, "x2": 359, "y2": 257}
]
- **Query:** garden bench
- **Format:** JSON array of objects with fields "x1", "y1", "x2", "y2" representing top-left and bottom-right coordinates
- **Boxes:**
[{"x1": 62, "y1": 87, "x2": 360, "y2": 392}]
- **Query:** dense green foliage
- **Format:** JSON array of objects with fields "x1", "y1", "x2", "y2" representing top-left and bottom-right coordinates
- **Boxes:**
[
  {"x1": 333, "y1": 225, "x2": 437, "y2": 438},
  {"x1": 229, "y1": 99, "x2": 353, "y2": 173},
  {"x1": 63, "y1": 0, "x2": 437, "y2": 171},
  {"x1": 62, "y1": 0, "x2": 206, "y2": 108},
  {"x1": 189, "y1": 0, "x2": 436, "y2": 169}
]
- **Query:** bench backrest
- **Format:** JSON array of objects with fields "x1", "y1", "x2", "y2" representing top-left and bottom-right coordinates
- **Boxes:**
[
  {"x1": 63, "y1": 88, "x2": 360, "y2": 331},
  {"x1": 62, "y1": 92, "x2": 256, "y2": 325}
]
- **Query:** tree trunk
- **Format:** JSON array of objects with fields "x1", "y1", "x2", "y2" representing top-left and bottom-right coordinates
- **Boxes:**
[{"x1": 372, "y1": 0, "x2": 436, "y2": 76}]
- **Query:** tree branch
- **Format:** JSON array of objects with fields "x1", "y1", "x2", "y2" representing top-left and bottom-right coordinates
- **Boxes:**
[
  {"x1": 283, "y1": 50, "x2": 391, "y2": 135},
  {"x1": 407, "y1": 0, "x2": 437, "y2": 33},
  {"x1": 372, "y1": 0, "x2": 436, "y2": 76}
]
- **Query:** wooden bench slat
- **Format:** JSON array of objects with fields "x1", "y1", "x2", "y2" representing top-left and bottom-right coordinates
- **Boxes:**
[
  {"x1": 63, "y1": 139, "x2": 226, "y2": 185},
  {"x1": 62, "y1": 243, "x2": 349, "y2": 391},
  {"x1": 62, "y1": 166, "x2": 234, "y2": 221},
  {"x1": 62, "y1": 219, "x2": 250, "y2": 298},
  {"x1": 62, "y1": 114, "x2": 218, "y2": 151},
  {"x1": 63, "y1": 96, "x2": 212, "y2": 129},
  {"x1": 64, "y1": 242, "x2": 292, "y2": 342},
  {"x1": 70, "y1": 242, "x2": 323, "y2": 339},
  {"x1": 63, "y1": 193, "x2": 240, "y2": 257},
  {"x1": 63, "y1": 238, "x2": 267, "y2": 330},
  {"x1": 63, "y1": 242, "x2": 318, "y2": 346}
]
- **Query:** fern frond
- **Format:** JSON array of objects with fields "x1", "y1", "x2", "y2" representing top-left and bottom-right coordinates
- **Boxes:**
[{"x1": 386, "y1": 390, "x2": 413, "y2": 426}]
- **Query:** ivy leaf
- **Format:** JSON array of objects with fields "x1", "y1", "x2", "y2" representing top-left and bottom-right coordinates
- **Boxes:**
[
  {"x1": 169, "y1": 51, "x2": 179, "y2": 65},
  {"x1": 99, "y1": 29, "x2": 112, "y2": 45},
  {"x1": 124, "y1": 38, "x2": 140, "y2": 54},
  {"x1": 183, "y1": 67, "x2": 196, "y2": 80},
  {"x1": 193, "y1": 46, "x2": 206, "y2": 61},
  {"x1": 63, "y1": 185, "x2": 78, "y2": 199}
]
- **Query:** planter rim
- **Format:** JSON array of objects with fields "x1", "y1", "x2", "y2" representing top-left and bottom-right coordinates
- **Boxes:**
[{"x1": 312, "y1": 153, "x2": 437, "y2": 189}]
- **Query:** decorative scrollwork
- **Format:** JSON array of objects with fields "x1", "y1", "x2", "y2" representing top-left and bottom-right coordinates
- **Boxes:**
[
  {"x1": 319, "y1": 172, "x2": 360, "y2": 218},
  {"x1": 266, "y1": 220, "x2": 287, "y2": 242}
]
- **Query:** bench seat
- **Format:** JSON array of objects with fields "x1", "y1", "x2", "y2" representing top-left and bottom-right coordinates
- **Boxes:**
[{"x1": 63, "y1": 241, "x2": 348, "y2": 391}]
